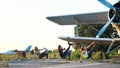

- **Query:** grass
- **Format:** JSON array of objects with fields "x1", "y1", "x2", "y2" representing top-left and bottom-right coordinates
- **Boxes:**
[
  {"x1": 0, "y1": 54, "x2": 18, "y2": 61},
  {"x1": 0, "y1": 54, "x2": 17, "y2": 67},
  {"x1": 0, "y1": 51, "x2": 120, "y2": 67},
  {"x1": 0, "y1": 53, "x2": 59, "y2": 61},
  {"x1": 0, "y1": 54, "x2": 35, "y2": 67}
]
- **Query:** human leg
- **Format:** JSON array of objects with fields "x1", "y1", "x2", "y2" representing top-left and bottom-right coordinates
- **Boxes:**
[
  {"x1": 63, "y1": 51, "x2": 71, "y2": 59},
  {"x1": 64, "y1": 43, "x2": 71, "y2": 56},
  {"x1": 39, "y1": 51, "x2": 48, "y2": 59},
  {"x1": 63, "y1": 43, "x2": 71, "y2": 59},
  {"x1": 87, "y1": 48, "x2": 94, "y2": 59}
]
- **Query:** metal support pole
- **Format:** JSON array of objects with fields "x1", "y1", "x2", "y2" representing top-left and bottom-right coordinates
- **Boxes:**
[
  {"x1": 75, "y1": 23, "x2": 79, "y2": 37},
  {"x1": 73, "y1": 17, "x2": 79, "y2": 37},
  {"x1": 106, "y1": 41, "x2": 115, "y2": 54},
  {"x1": 107, "y1": 46, "x2": 120, "y2": 54}
]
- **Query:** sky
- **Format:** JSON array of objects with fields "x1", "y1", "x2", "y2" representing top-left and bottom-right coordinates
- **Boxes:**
[{"x1": 0, "y1": 0, "x2": 117, "y2": 52}]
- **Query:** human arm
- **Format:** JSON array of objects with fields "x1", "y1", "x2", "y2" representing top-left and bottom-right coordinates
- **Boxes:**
[
  {"x1": 39, "y1": 48, "x2": 45, "y2": 51},
  {"x1": 86, "y1": 42, "x2": 96, "y2": 49}
]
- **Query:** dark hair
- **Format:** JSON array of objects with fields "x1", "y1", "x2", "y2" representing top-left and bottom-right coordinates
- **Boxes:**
[
  {"x1": 34, "y1": 46, "x2": 38, "y2": 51},
  {"x1": 58, "y1": 45, "x2": 62, "y2": 50}
]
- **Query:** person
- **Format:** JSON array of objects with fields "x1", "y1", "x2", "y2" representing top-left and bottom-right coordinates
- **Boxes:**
[
  {"x1": 34, "y1": 46, "x2": 48, "y2": 59},
  {"x1": 14, "y1": 50, "x2": 26, "y2": 58},
  {"x1": 80, "y1": 42, "x2": 96, "y2": 63},
  {"x1": 58, "y1": 42, "x2": 72, "y2": 60}
]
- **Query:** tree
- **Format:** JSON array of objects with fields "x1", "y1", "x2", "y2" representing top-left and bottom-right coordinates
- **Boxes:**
[{"x1": 74, "y1": 24, "x2": 114, "y2": 51}]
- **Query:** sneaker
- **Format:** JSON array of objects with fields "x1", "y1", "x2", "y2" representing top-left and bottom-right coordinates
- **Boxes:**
[{"x1": 68, "y1": 42, "x2": 72, "y2": 46}]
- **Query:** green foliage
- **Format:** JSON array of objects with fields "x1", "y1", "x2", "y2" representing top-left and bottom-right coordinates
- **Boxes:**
[
  {"x1": 0, "y1": 50, "x2": 119, "y2": 63},
  {"x1": 0, "y1": 54, "x2": 17, "y2": 61},
  {"x1": 53, "y1": 49, "x2": 58, "y2": 53},
  {"x1": 1, "y1": 60, "x2": 9, "y2": 67},
  {"x1": 108, "y1": 51, "x2": 120, "y2": 58},
  {"x1": 75, "y1": 24, "x2": 100, "y2": 37},
  {"x1": 70, "y1": 50, "x2": 80, "y2": 60},
  {"x1": 109, "y1": 58, "x2": 115, "y2": 63},
  {"x1": 48, "y1": 50, "x2": 52, "y2": 53},
  {"x1": 48, "y1": 49, "x2": 59, "y2": 59},
  {"x1": 30, "y1": 49, "x2": 34, "y2": 54},
  {"x1": 26, "y1": 54, "x2": 35, "y2": 59},
  {"x1": 92, "y1": 51, "x2": 106, "y2": 60},
  {"x1": 73, "y1": 42, "x2": 81, "y2": 50},
  {"x1": 74, "y1": 24, "x2": 114, "y2": 51},
  {"x1": 0, "y1": 54, "x2": 17, "y2": 67},
  {"x1": 48, "y1": 53, "x2": 59, "y2": 59}
]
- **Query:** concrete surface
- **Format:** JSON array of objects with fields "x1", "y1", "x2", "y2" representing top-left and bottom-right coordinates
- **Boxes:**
[{"x1": 0, "y1": 59, "x2": 120, "y2": 68}]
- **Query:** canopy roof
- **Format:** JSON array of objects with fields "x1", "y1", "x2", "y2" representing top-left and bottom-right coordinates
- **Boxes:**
[{"x1": 47, "y1": 12, "x2": 108, "y2": 25}]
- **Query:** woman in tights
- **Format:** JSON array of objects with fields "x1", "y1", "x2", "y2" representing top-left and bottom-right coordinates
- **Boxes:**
[
  {"x1": 58, "y1": 42, "x2": 72, "y2": 60},
  {"x1": 80, "y1": 42, "x2": 96, "y2": 63}
]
